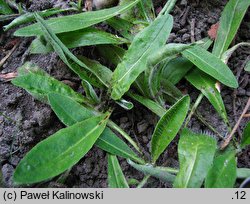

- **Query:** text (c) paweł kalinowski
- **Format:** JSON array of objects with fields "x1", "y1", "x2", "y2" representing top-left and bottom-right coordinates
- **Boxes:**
[{"x1": 20, "y1": 190, "x2": 104, "y2": 200}]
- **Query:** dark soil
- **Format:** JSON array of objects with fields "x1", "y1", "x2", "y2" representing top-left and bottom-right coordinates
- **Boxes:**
[{"x1": 0, "y1": 0, "x2": 249, "y2": 188}]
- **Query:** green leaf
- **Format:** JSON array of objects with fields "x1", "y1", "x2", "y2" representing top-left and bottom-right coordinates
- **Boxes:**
[
  {"x1": 127, "y1": 92, "x2": 166, "y2": 117},
  {"x1": 237, "y1": 168, "x2": 250, "y2": 179},
  {"x1": 11, "y1": 62, "x2": 84, "y2": 103},
  {"x1": 14, "y1": 114, "x2": 109, "y2": 185},
  {"x1": 97, "y1": 45, "x2": 125, "y2": 66},
  {"x1": 79, "y1": 56, "x2": 113, "y2": 88},
  {"x1": 30, "y1": 27, "x2": 129, "y2": 54},
  {"x1": 34, "y1": 13, "x2": 109, "y2": 88},
  {"x1": 106, "y1": 17, "x2": 134, "y2": 40},
  {"x1": 182, "y1": 46, "x2": 238, "y2": 88},
  {"x1": 115, "y1": 99, "x2": 134, "y2": 110},
  {"x1": 81, "y1": 79, "x2": 100, "y2": 104},
  {"x1": 161, "y1": 57, "x2": 194, "y2": 85},
  {"x1": 212, "y1": 0, "x2": 250, "y2": 57},
  {"x1": 4, "y1": 8, "x2": 70, "y2": 31},
  {"x1": 161, "y1": 38, "x2": 213, "y2": 85},
  {"x1": 241, "y1": 122, "x2": 250, "y2": 148},
  {"x1": 221, "y1": 42, "x2": 250, "y2": 64},
  {"x1": 185, "y1": 69, "x2": 229, "y2": 125},
  {"x1": 245, "y1": 60, "x2": 250, "y2": 72},
  {"x1": 0, "y1": 0, "x2": 13, "y2": 15},
  {"x1": 48, "y1": 93, "x2": 143, "y2": 164},
  {"x1": 205, "y1": 150, "x2": 237, "y2": 188},
  {"x1": 14, "y1": 0, "x2": 140, "y2": 36},
  {"x1": 151, "y1": 95, "x2": 190, "y2": 163},
  {"x1": 128, "y1": 160, "x2": 176, "y2": 183},
  {"x1": 110, "y1": 13, "x2": 173, "y2": 100},
  {"x1": 108, "y1": 154, "x2": 129, "y2": 188},
  {"x1": 174, "y1": 128, "x2": 217, "y2": 188}
]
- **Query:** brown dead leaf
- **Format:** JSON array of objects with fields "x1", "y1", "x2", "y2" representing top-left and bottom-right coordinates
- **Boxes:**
[{"x1": 208, "y1": 22, "x2": 219, "y2": 40}]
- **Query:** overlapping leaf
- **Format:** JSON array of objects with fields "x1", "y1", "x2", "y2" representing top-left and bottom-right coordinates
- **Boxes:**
[
  {"x1": 30, "y1": 28, "x2": 128, "y2": 54},
  {"x1": 14, "y1": 0, "x2": 140, "y2": 36},
  {"x1": 186, "y1": 69, "x2": 229, "y2": 125},
  {"x1": 110, "y1": 13, "x2": 173, "y2": 100},
  {"x1": 48, "y1": 93, "x2": 143, "y2": 164}
]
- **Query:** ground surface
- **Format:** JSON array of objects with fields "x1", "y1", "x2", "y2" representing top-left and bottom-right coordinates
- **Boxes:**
[{"x1": 0, "y1": 0, "x2": 249, "y2": 188}]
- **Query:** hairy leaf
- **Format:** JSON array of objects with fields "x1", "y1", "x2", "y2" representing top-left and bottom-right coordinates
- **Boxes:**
[
  {"x1": 182, "y1": 46, "x2": 238, "y2": 88},
  {"x1": 14, "y1": 114, "x2": 109, "y2": 185},
  {"x1": 205, "y1": 150, "x2": 237, "y2": 188},
  {"x1": 110, "y1": 14, "x2": 173, "y2": 100},
  {"x1": 151, "y1": 95, "x2": 190, "y2": 163},
  {"x1": 14, "y1": 0, "x2": 140, "y2": 36},
  {"x1": 108, "y1": 154, "x2": 129, "y2": 188},
  {"x1": 212, "y1": 0, "x2": 250, "y2": 57},
  {"x1": 174, "y1": 129, "x2": 217, "y2": 188}
]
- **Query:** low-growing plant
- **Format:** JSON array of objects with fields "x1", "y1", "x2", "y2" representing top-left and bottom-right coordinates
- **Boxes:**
[{"x1": 1, "y1": 0, "x2": 250, "y2": 187}]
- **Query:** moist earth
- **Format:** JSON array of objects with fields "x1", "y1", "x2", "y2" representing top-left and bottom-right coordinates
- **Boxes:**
[{"x1": 0, "y1": 0, "x2": 249, "y2": 187}]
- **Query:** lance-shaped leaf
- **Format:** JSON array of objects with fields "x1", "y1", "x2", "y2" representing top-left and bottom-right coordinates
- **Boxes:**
[
  {"x1": 151, "y1": 95, "x2": 190, "y2": 163},
  {"x1": 241, "y1": 122, "x2": 250, "y2": 148},
  {"x1": 0, "y1": 0, "x2": 13, "y2": 15},
  {"x1": 14, "y1": 0, "x2": 140, "y2": 36},
  {"x1": 30, "y1": 28, "x2": 129, "y2": 54},
  {"x1": 174, "y1": 128, "x2": 217, "y2": 188},
  {"x1": 212, "y1": 0, "x2": 250, "y2": 57},
  {"x1": 182, "y1": 46, "x2": 238, "y2": 88},
  {"x1": 186, "y1": 69, "x2": 229, "y2": 125},
  {"x1": 11, "y1": 62, "x2": 84, "y2": 103},
  {"x1": 128, "y1": 160, "x2": 176, "y2": 183},
  {"x1": 48, "y1": 93, "x2": 143, "y2": 164},
  {"x1": 108, "y1": 154, "x2": 129, "y2": 188},
  {"x1": 13, "y1": 114, "x2": 109, "y2": 185},
  {"x1": 205, "y1": 150, "x2": 237, "y2": 188},
  {"x1": 4, "y1": 8, "x2": 71, "y2": 31},
  {"x1": 110, "y1": 14, "x2": 173, "y2": 100}
]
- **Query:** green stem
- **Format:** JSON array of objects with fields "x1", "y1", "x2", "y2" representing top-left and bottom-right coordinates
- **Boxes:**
[
  {"x1": 107, "y1": 120, "x2": 142, "y2": 154},
  {"x1": 137, "y1": 175, "x2": 150, "y2": 188},
  {"x1": 138, "y1": 1, "x2": 151, "y2": 22},
  {"x1": 78, "y1": 0, "x2": 82, "y2": 10},
  {"x1": 184, "y1": 93, "x2": 204, "y2": 127},
  {"x1": 159, "y1": 0, "x2": 178, "y2": 16}
]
